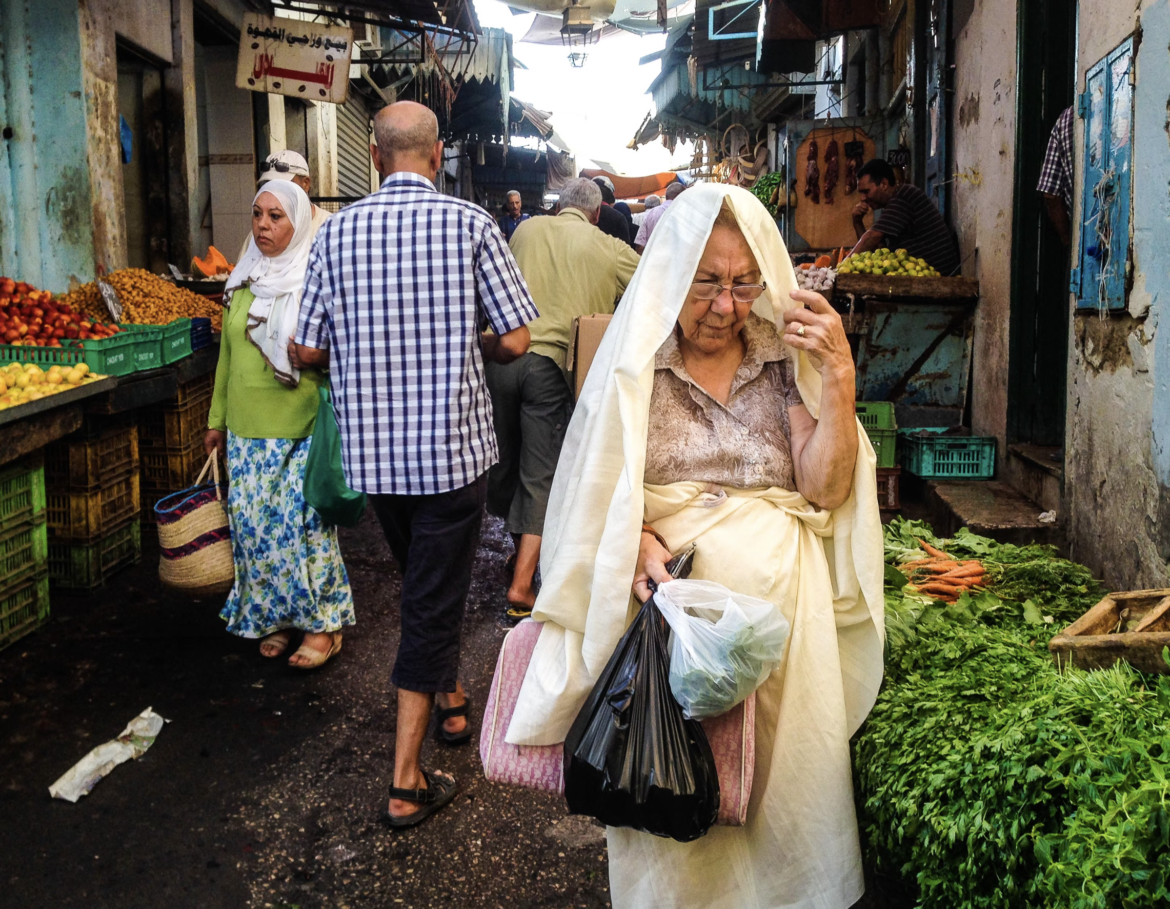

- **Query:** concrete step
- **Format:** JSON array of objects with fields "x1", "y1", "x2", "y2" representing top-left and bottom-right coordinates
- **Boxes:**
[
  {"x1": 1004, "y1": 443, "x2": 1063, "y2": 515},
  {"x1": 916, "y1": 479, "x2": 1064, "y2": 549}
]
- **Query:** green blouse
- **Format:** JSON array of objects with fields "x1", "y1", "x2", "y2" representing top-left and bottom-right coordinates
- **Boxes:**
[{"x1": 207, "y1": 287, "x2": 323, "y2": 439}]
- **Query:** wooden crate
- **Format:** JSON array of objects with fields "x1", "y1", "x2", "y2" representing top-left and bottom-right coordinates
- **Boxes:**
[
  {"x1": 1048, "y1": 589, "x2": 1170, "y2": 673},
  {"x1": 876, "y1": 466, "x2": 900, "y2": 511},
  {"x1": 834, "y1": 274, "x2": 980, "y2": 301}
]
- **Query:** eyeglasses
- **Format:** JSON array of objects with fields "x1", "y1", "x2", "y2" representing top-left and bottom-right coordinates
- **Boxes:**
[
  {"x1": 689, "y1": 282, "x2": 767, "y2": 303},
  {"x1": 261, "y1": 159, "x2": 294, "y2": 173}
]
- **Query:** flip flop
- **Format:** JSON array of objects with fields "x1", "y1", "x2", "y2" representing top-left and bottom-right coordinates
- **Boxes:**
[
  {"x1": 381, "y1": 769, "x2": 458, "y2": 830},
  {"x1": 434, "y1": 698, "x2": 472, "y2": 746},
  {"x1": 288, "y1": 632, "x2": 342, "y2": 670},
  {"x1": 259, "y1": 631, "x2": 292, "y2": 658}
]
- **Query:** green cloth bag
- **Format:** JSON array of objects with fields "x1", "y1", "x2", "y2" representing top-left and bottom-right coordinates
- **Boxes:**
[{"x1": 304, "y1": 387, "x2": 367, "y2": 527}]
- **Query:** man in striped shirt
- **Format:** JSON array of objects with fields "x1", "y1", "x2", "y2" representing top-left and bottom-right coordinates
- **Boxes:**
[
  {"x1": 850, "y1": 159, "x2": 960, "y2": 276},
  {"x1": 292, "y1": 101, "x2": 538, "y2": 829}
]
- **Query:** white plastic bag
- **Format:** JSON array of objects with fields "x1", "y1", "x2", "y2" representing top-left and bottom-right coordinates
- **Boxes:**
[{"x1": 656, "y1": 579, "x2": 791, "y2": 719}]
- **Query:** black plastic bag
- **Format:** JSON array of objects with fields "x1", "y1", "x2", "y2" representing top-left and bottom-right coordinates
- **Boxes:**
[{"x1": 563, "y1": 589, "x2": 720, "y2": 842}]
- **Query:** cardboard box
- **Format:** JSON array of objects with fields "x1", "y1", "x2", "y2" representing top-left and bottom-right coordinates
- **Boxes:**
[{"x1": 567, "y1": 313, "x2": 613, "y2": 400}]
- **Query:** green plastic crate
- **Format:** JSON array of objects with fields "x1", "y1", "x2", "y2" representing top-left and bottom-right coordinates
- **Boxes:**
[
  {"x1": 0, "y1": 332, "x2": 137, "y2": 376},
  {"x1": 855, "y1": 401, "x2": 897, "y2": 431},
  {"x1": 866, "y1": 427, "x2": 898, "y2": 468},
  {"x1": 0, "y1": 458, "x2": 46, "y2": 532},
  {"x1": 124, "y1": 325, "x2": 163, "y2": 372},
  {"x1": 48, "y1": 520, "x2": 141, "y2": 589},
  {"x1": 0, "y1": 571, "x2": 49, "y2": 651},
  {"x1": 0, "y1": 518, "x2": 48, "y2": 589},
  {"x1": 898, "y1": 428, "x2": 997, "y2": 479},
  {"x1": 140, "y1": 319, "x2": 192, "y2": 365}
]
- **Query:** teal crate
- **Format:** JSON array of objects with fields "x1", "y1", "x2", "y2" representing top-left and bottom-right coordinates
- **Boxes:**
[
  {"x1": 140, "y1": 319, "x2": 192, "y2": 365},
  {"x1": 0, "y1": 571, "x2": 49, "y2": 651},
  {"x1": 0, "y1": 518, "x2": 47, "y2": 589},
  {"x1": 0, "y1": 457, "x2": 46, "y2": 532},
  {"x1": 855, "y1": 401, "x2": 897, "y2": 431},
  {"x1": 124, "y1": 325, "x2": 163, "y2": 372},
  {"x1": 48, "y1": 519, "x2": 141, "y2": 589},
  {"x1": 899, "y1": 428, "x2": 997, "y2": 479},
  {"x1": 866, "y1": 427, "x2": 898, "y2": 468},
  {"x1": 0, "y1": 332, "x2": 136, "y2": 376}
]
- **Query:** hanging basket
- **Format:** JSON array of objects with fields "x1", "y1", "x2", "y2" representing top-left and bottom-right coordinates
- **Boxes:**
[{"x1": 155, "y1": 452, "x2": 234, "y2": 597}]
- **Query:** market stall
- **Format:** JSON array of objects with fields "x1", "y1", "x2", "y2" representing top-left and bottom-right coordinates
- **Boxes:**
[{"x1": 0, "y1": 269, "x2": 223, "y2": 650}]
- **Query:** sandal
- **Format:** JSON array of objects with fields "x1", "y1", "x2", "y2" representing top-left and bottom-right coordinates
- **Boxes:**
[
  {"x1": 288, "y1": 632, "x2": 342, "y2": 670},
  {"x1": 259, "y1": 631, "x2": 292, "y2": 658},
  {"x1": 434, "y1": 698, "x2": 472, "y2": 746},
  {"x1": 381, "y1": 769, "x2": 458, "y2": 830}
]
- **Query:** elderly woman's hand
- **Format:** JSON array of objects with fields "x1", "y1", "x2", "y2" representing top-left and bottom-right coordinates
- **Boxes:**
[
  {"x1": 633, "y1": 531, "x2": 674, "y2": 603},
  {"x1": 781, "y1": 289, "x2": 853, "y2": 380}
]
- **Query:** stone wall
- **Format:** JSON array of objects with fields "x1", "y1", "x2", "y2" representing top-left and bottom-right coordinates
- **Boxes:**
[
  {"x1": 949, "y1": 0, "x2": 1017, "y2": 450},
  {"x1": 1064, "y1": 0, "x2": 1170, "y2": 589}
]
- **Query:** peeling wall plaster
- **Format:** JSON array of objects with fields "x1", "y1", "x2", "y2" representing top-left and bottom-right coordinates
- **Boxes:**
[{"x1": 1065, "y1": 0, "x2": 1170, "y2": 588}]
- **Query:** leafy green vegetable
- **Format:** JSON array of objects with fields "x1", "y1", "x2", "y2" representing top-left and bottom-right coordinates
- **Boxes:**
[{"x1": 856, "y1": 519, "x2": 1170, "y2": 909}]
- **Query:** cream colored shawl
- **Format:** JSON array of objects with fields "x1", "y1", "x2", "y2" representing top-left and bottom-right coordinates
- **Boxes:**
[{"x1": 506, "y1": 183, "x2": 884, "y2": 747}]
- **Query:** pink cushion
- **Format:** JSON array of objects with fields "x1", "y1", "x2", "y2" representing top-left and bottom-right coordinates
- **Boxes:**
[{"x1": 480, "y1": 619, "x2": 755, "y2": 826}]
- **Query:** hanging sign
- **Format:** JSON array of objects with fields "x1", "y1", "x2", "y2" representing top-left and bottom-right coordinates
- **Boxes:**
[{"x1": 236, "y1": 14, "x2": 353, "y2": 105}]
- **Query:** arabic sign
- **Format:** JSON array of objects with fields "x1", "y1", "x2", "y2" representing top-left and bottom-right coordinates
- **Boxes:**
[{"x1": 236, "y1": 14, "x2": 353, "y2": 105}]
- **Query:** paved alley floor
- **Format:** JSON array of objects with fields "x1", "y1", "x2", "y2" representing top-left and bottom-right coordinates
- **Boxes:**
[{"x1": 0, "y1": 513, "x2": 909, "y2": 909}]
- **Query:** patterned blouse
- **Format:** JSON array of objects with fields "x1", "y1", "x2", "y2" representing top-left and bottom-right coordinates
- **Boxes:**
[{"x1": 644, "y1": 313, "x2": 806, "y2": 490}]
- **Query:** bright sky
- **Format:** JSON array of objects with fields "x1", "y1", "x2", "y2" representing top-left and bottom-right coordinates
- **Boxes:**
[{"x1": 472, "y1": 0, "x2": 693, "y2": 175}]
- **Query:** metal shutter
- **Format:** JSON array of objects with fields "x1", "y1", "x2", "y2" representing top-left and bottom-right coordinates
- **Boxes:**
[{"x1": 336, "y1": 97, "x2": 372, "y2": 198}]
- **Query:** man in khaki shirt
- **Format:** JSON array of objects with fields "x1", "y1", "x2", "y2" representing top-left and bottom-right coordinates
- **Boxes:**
[{"x1": 487, "y1": 178, "x2": 640, "y2": 617}]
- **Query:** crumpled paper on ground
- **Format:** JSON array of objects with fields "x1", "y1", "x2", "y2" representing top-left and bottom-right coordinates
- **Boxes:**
[{"x1": 49, "y1": 707, "x2": 167, "y2": 803}]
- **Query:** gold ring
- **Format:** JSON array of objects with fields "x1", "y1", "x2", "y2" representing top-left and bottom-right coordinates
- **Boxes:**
[{"x1": 797, "y1": 325, "x2": 806, "y2": 337}]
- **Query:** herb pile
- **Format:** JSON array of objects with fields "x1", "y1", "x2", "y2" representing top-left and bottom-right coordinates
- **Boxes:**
[{"x1": 855, "y1": 519, "x2": 1170, "y2": 909}]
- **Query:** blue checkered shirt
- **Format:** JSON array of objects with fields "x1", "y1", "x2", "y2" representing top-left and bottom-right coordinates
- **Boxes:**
[
  {"x1": 296, "y1": 173, "x2": 538, "y2": 495},
  {"x1": 1037, "y1": 106, "x2": 1074, "y2": 210}
]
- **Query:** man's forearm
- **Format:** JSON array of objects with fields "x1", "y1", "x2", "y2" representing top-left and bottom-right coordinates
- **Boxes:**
[
  {"x1": 1044, "y1": 194, "x2": 1071, "y2": 247},
  {"x1": 849, "y1": 229, "x2": 885, "y2": 258}
]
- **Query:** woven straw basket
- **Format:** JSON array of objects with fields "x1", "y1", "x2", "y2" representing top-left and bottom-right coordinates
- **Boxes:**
[{"x1": 155, "y1": 452, "x2": 234, "y2": 596}]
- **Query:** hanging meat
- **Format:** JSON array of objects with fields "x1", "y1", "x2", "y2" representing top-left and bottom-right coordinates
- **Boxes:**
[
  {"x1": 843, "y1": 140, "x2": 866, "y2": 194},
  {"x1": 804, "y1": 139, "x2": 821, "y2": 204},
  {"x1": 845, "y1": 157, "x2": 859, "y2": 194},
  {"x1": 823, "y1": 140, "x2": 840, "y2": 204}
]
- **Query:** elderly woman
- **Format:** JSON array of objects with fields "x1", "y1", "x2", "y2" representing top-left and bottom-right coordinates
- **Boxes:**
[
  {"x1": 505, "y1": 185, "x2": 884, "y2": 908},
  {"x1": 205, "y1": 181, "x2": 355, "y2": 670}
]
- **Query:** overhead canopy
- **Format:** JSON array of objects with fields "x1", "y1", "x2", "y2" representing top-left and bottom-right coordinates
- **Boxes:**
[
  {"x1": 579, "y1": 168, "x2": 681, "y2": 200},
  {"x1": 270, "y1": 0, "x2": 479, "y2": 40}
]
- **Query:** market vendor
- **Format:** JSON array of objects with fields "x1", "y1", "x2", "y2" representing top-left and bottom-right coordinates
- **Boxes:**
[
  {"x1": 848, "y1": 159, "x2": 960, "y2": 276},
  {"x1": 505, "y1": 184, "x2": 885, "y2": 909}
]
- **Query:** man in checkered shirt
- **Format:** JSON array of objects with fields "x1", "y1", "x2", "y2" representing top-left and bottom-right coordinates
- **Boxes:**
[
  {"x1": 292, "y1": 101, "x2": 538, "y2": 829},
  {"x1": 1037, "y1": 106, "x2": 1074, "y2": 246}
]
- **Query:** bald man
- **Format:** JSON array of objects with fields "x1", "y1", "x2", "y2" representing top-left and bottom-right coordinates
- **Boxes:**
[{"x1": 292, "y1": 101, "x2": 539, "y2": 829}]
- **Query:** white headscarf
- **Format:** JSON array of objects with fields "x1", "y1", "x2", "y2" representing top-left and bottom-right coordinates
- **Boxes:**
[
  {"x1": 506, "y1": 183, "x2": 885, "y2": 746},
  {"x1": 226, "y1": 181, "x2": 314, "y2": 386}
]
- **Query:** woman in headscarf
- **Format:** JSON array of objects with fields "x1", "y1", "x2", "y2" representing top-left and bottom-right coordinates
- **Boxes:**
[
  {"x1": 505, "y1": 184, "x2": 884, "y2": 908},
  {"x1": 204, "y1": 181, "x2": 354, "y2": 670}
]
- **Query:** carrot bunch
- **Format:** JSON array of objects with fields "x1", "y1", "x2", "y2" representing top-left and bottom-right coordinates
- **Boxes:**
[{"x1": 899, "y1": 539, "x2": 988, "y2": 603}]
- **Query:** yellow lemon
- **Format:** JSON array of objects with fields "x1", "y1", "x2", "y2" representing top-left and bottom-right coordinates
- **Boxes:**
[
  {"x1": 76, "y1": 362, "x2": 90, "y2": 376},
  {"x1": 46, "y1": 372, "x2": 63, "y2": 385},
  {"x1": 14, "y1": 372, "x2": 31, "y2": 389}
]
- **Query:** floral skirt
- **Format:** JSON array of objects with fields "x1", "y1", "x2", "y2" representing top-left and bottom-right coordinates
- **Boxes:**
[{"x1": 219, "y1": 432, "x2": 355, "y2": 638}]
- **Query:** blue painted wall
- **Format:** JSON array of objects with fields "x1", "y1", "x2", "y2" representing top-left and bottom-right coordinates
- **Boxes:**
[{"x1": 0, "y1": 0, "x2": 99, "y2": 290}]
